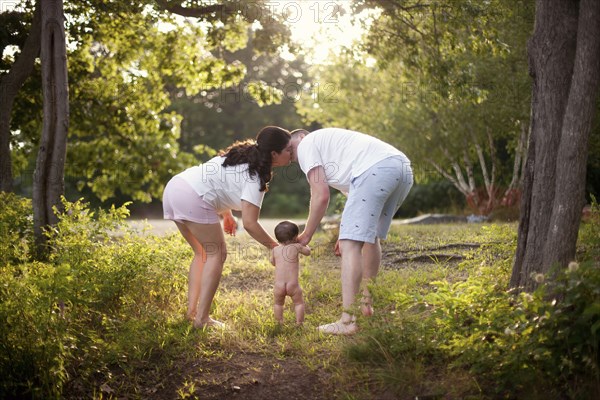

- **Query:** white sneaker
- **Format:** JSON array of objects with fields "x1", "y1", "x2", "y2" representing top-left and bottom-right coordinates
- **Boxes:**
[{"x1": 317, "y1": 319, "x2": 358, "y2": 335}]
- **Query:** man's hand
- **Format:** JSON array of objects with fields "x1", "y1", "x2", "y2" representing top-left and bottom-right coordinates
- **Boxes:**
[
  {"x1": 334, "y1": 239, "x2": 341, "y2": 257},
  {"x1": 297, "y1": 231, "x2": 311, "y2": 246}
]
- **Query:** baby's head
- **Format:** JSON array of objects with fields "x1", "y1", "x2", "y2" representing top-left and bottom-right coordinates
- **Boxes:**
[{"x1": 274, "y1": 220, "x2": 299, "y2": 244}]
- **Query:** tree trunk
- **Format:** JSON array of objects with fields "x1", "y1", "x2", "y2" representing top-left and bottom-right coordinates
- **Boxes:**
[
  {"x1": 33, "y1": 0, "x2": 69, "y2": 252},
  {"x1": 542, "y1": 0, "x2": 600, "y2": 269},
  {"x1": 511, "y1": 0, "x2": 600, "y2": 291},
  {"x1": 0, "y1": 4, "x2": 42, "y2": 192}
]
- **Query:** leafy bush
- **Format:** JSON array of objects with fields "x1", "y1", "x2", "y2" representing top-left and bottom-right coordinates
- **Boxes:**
[
  {"x1": 0, "y1": 191, "x2": 34, "y2": 264},
  {"x1": 2, "y1": 193, "x2": 598, "y2": 399},
  {"x1": 0, "y1": 196, "x2": 191, "y2": 399},
  {"x1": 579, "y1": 195, "x2": 600, "y2": 261},
  {"x1": 347, "y1": 219, "x2": 600, "y2": 399},
  {"x1": 441, "y1": 261, "x2": 600, "y2": 399}
]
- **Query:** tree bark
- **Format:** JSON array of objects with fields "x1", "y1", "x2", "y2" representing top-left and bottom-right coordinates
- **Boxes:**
[
  {"x1": 0, "y1": 4, "x2": 42, "y2": 192},
  {"x1": 542, "y1": 0, "x2": 600, "y2": 269},
  {"x1": 32, "y1": 0, "x2": 69, "y2": 252},
  {"x1": 511, "y1": 0, "x2": 599, "y2": 291}
]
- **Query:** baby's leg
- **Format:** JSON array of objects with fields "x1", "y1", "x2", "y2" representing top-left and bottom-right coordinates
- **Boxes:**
[
  {"x1": 289, "y1": 285, "x2": 305, "y2": 325},
  {"x1": 273, "y1": 283, "x2": 286, "y2": 323}
]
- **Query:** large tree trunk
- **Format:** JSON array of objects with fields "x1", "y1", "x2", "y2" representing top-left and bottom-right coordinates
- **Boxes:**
[
  {"x1": 0, "y1": 4, "x2": 42, "y2": 192},
  {"x1": 511, "y1": 0, "x2": 600, "y2": 291},
  {"x1": 33, "y1": 0, "x2": 69, "y2": 252}
]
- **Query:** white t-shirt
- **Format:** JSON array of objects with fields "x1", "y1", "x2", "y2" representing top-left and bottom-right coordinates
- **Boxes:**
[
  {"x1": 176, "y1": 156, "x2": 265, "y2": 213},
  {"x1": 297, "y1": 128, "x2": 408, "y2": 193}
]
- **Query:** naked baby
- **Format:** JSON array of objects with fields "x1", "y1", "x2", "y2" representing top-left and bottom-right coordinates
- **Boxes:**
[{"x1": 270, "y1": 221, "x2": 311, "y2": 325}]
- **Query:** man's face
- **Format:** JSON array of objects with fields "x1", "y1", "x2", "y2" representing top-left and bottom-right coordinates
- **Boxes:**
[{"x1": 290, "y1": 135, "x2": 304, "y2": 162}]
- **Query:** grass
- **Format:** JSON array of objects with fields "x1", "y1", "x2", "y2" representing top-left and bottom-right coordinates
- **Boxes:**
[
  {"x1": 140, "y1": 222, "x2": 504, "y2": 399},
  {"x1": 94, "y1": 222, "x2": 497, "y2": 399},
  {"x1": 2, "y1": 194, "x2": 599, "y2": 399}
]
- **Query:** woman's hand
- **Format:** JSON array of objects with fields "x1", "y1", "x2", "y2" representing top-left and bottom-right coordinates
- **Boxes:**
[{"x1": 222, "y1": 211, "x2": 237, "y2": 236}]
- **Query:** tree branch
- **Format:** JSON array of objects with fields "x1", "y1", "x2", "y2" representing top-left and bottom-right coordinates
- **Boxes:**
[
  {"x1": 519, "y1": 116, "x2": 531, "y2": 188},
  {"x1": 486, "y1": 128, "x2": 497, "y2": 211},
  {"x1": 0, "y1": 3, "x2": 42, "y2": 192},
  {"x1": 155, "y1": 0, "x2": 229, "y2": 18},
  {"x1": 462, "y1": 149, "x2": 476, "y2": 192},
  {"x1": 507, "y1": 120, "x2": 527, "y2": 193},
  {"x1": 470, "y1": 124, "x2": 490, "y2": 192},
  {"x1": 427, "y1": 158, "x2": 468, "y2": 196}
]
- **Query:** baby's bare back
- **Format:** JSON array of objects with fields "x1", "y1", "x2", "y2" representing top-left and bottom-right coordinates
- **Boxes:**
[{"x1": 273, "y1": 244, "x2": 301, "y2": 285}]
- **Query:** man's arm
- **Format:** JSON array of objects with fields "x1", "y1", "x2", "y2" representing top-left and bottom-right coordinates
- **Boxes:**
[{"x1": 298, "y1": 166, "x2": 330, "y2": 245}]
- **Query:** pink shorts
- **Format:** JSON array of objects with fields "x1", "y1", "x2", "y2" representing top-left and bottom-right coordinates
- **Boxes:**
[{"x1": 162, "y1": 177, "x2": 220, "y2": 224}]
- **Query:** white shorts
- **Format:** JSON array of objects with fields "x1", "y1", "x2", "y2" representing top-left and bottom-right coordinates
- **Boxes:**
[
  {"x1": 162, "y1": 177, "x2": 220, "y2": 224},
  {"x1": 339, "y1": 156, "x2": 413, "y2": 243}
]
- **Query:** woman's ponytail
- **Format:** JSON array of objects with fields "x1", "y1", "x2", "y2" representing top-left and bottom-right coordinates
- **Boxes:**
[{"x1": 220, "y1": 126, "x2": 290, "y2": 192}]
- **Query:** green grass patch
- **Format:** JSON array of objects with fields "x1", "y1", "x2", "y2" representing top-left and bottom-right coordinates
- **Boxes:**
[{"x1": 1, "y1": 193, "x2": 599, "y2": 399}]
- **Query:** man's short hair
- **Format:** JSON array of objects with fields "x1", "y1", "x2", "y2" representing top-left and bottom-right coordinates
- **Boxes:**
[{"x1": 290, "y1": 129, "x2": 309, "y2": 138}]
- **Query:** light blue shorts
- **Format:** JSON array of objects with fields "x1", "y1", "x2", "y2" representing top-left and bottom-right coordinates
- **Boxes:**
[{"x1": 339, "y1": 156, "x2": 413, "y2": 243}]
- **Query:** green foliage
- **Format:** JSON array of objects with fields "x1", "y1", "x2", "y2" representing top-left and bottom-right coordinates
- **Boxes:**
[
  {"x1": 587, "y1": 110, "x2": 600, "y2": 201},
  {"x1": 2, "y1": 195, "x2": 599, "y2": 399},
  {"x1": 5, "y1": 0, "x2": 293, "y2": 203},
  {"x1": 0, "y1": 196, "x2": 191, "y2": 398},
  {"x1": 347, "y1": 220, "x2": 600, "y2": 399},
  {"x1": 580, "y1": 195, "x2": 600, "y2": 261},
  {"x1": 170, "y1": 33, "x2": 310, "y2": 156},
  {"x1": 298, "y1": 0, "x2": 534, "y2": 204},
  {"x1": 0, "y1": 191, "x2": 34, "y2": 264},
  {"x1": 438, "y1": 259, "x2": 600, "y2": 399}
]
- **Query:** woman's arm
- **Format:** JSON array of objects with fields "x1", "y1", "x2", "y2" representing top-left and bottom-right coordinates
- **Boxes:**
[{"x1": 241, "y1": 200, "x2": 278, "y2": 249}]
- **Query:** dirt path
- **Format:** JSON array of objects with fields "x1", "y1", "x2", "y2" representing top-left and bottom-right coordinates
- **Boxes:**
[{"x1": 151, "y1": 352, "x2": 338, "y2": 399}]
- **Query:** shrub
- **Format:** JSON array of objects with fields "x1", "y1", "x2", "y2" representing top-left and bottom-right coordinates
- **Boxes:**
[
  {"x1": 0, "y1": 191, "x2": 34, "y2": 264},
  {"x1": 347, "y1": 221, "x2": 600, "y2": 399},
  {"x1": 0, "y1": 196, "x2": 191, "y2": 399}
]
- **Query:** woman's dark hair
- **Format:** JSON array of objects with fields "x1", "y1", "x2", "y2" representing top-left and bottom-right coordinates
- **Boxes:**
[{"x1": 221, "y1": 126, "x2": 291, "y2": 192}]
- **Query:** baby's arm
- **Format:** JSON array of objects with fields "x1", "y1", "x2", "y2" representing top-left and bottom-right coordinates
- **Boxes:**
[
  {"x1": 269, "y1": 249, "x2": 276, "y2": 266},
  {"x1": 297, "y1": 244, "x2": 311, "y2": 256}
]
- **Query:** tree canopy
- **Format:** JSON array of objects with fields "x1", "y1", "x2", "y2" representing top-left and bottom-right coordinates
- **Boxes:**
[
  {"x1": 297, "y1": 0, "x2": 534, "y2": 214},
  {"x1": 2, "y1": 0, "x2": 293, "y2": 202}
]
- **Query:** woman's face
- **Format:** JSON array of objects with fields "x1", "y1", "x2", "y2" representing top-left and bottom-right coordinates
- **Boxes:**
[{"x1": 271, "y1": 142, "x2": 293, "y2": 167}]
